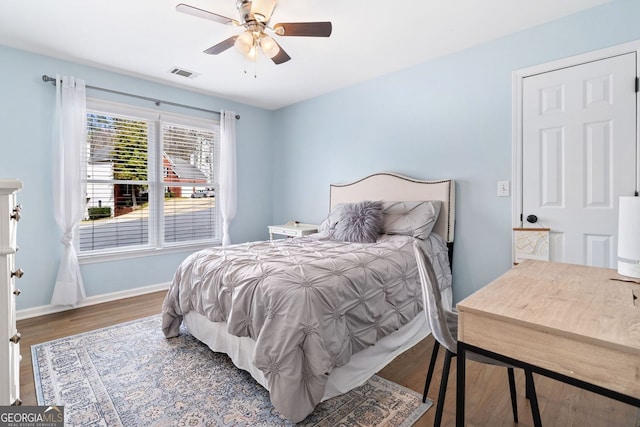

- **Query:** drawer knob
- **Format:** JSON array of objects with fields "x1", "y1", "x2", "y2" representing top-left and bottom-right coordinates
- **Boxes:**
[
  {"x1": 11, "y1": 268, "x2": 24, "y2": 278},
  {"x1": 9, "y1": 332, "x2": 21, "y2": 344},
  {"x1": 13, "y1": 288, "x2": 21, "y2": 296},
  {"x1": 10, "y1": 204, "x2": 22, "y2": 222}
]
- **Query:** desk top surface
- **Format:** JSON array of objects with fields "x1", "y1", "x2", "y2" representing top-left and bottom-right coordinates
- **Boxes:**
[{"x1": 457, "y1": 260, "x2": 640, "y2": 353}]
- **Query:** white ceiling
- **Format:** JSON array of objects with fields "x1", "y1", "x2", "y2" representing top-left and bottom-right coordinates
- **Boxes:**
[{"x1": 0, "y1": 0, "x2": 612, "y2": 110}]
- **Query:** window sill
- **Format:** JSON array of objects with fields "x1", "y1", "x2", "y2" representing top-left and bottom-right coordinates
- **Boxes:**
[{"x1": 77, "y1": 241, "x2": 220, "y2": 264}]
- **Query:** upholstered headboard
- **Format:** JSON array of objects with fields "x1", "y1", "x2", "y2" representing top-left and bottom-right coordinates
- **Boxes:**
[{"x1": 329, "y1": 173, "x2": 456, "y2": 244}]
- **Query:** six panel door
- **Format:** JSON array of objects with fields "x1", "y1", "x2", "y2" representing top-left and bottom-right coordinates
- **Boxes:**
[{"x1": 522, "y1": 53, "x2": 637, "y2": 267}]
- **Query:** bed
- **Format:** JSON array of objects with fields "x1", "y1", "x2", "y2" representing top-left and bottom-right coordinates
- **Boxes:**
[{"x1": 161, "y1": 172, "x2": 455, "y2": 422}]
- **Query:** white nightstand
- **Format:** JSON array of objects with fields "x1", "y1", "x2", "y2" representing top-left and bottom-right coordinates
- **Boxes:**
[{"x1": 268, "y1": 223, "x2": 318, "y2": 240}]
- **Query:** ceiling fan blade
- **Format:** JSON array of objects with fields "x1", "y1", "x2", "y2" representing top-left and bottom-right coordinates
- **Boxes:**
[
  {"x1": 176, "y1": 3, "x2": 236, "y2": 25},
  {"x1": 271, "y1": 41, "x2": 291, "y2": 65},
  {"x1": 250, "y1": 0, "x2": 277, "y2": 23},
  {"x1": 203, "y1": 36, "x2": 238, "y2": 55},
  {"x1": 273, "y1": 22, "x2": 332, "y2": 37}
]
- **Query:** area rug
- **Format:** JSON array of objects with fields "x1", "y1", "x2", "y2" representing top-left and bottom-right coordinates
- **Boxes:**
[{"x1": 32, "y1": 315, "x2": 432, "y2": 426}]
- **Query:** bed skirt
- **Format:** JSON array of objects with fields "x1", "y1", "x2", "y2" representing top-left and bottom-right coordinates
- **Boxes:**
[{"x1": 183, "y1": 309, "x2": 430, "y2": 401}]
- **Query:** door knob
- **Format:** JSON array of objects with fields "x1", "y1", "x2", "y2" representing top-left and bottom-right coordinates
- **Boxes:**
[
  {"x1": 10, "y1": 205, "x2": 21, "y2": 221},
  {"x1": 9, "y1": 332, "x2": 21, "y2": 344},
  {"x1": 526, "y1": 214, "x2": 538, "y2": 224}
]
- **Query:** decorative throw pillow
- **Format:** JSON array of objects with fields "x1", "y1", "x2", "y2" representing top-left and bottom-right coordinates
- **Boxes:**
[
  {"x1": 381, "y1": 201, "x2": 441, "y2": 240},
  {"x1": 334, "y1": 200, "x2": 383, "y2": 243}
]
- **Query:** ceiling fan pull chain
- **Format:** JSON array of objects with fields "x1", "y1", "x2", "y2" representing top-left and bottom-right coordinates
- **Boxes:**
[{"x1": 254, "y1": 35, "x2": 259, "y2": 78}]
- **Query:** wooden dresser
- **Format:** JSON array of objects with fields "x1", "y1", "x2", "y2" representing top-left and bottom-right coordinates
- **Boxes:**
[{"x1": 0, "y1": 179, "x2": 23, "y2": 406}]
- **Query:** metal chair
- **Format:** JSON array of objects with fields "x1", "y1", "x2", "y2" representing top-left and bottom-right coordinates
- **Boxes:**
[{"x1": 414, "y1": 241, "x2": 542, "y2": 427}]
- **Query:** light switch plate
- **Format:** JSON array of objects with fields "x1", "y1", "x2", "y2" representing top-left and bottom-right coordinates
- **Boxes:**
[{"x1": 498, "y1": 181, "x2": 510, "y2": 197}]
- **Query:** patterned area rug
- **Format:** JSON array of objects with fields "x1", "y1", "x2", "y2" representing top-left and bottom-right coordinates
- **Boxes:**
[{"x1": 32, "y1": 315, "x2": 432, "y2": 426}]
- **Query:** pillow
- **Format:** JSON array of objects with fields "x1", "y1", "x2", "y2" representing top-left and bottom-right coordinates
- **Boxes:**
[
  {"x1": 334, "y1": 200, "x2": 383, "y2": 243},
  {"x1": 381, "y1": 201, "x2": 441, "y2": 240},
  {"x1": 318, "y1": 204, "x2": 346, "y2": 232}
]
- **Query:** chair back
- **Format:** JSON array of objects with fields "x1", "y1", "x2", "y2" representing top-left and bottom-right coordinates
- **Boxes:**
[{"x1": 413, "y1": 241, "x2": 457, "y2": 354}]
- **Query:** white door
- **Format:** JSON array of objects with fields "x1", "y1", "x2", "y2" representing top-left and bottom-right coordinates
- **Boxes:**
[{"x1": 522, "y1": 53, "x2": 637, "y2": 267}]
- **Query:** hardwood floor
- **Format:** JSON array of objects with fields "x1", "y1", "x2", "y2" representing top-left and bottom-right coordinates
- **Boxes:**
[{"x1": 17, "y1": 291, "x2": 639, "y2": 426}]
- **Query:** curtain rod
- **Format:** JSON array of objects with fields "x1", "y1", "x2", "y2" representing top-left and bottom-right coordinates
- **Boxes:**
[{"x1": 41, "y1": 75, "x2": 239, "y2": 120}]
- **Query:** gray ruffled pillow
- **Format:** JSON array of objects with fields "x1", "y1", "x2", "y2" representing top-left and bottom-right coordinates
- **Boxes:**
[{"x1": 334, "y1": 200, "x2": 383, "y2": 243}]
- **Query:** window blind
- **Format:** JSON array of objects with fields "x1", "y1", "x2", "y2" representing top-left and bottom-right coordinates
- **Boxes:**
[
  {"x1": 162, "y1": 123, "x2": 218, "y2": 244},
  {"x1": 79, "y1": 101, "x2": 220, "y2": 255}
]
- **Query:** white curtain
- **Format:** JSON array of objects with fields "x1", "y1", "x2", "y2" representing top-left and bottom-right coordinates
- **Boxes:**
[
  {"x1": 50, "y1": 75, "x2": 87, "y2": 306},
  {"x1": 219, "y1": 110, "x2": 237, "y2": 246}
]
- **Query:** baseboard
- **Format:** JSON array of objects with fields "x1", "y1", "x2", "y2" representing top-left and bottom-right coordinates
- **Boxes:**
[{"x1": 16, "y1": 282, "x2": 171, "y2": 321}]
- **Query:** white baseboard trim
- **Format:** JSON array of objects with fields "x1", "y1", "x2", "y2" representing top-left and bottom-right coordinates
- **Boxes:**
[{"x1": 16, "y1": 282, "x2": 170, "y2": 321}]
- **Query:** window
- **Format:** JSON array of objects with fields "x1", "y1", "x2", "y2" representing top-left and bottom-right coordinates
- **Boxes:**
[{"x1": 80, "y1": 99, "x2": 220, "y2": 257}]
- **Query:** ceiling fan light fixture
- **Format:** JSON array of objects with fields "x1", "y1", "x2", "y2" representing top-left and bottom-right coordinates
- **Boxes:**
[
  {"x1": 260, "y1": 35, "x2": 280, "y2": 58},
  {"x1": 234, "y1": 30, "x2": 254, "y2": 55},
  {"x1": 245, "y1": 45, "x2": 257, "y2": 60}
]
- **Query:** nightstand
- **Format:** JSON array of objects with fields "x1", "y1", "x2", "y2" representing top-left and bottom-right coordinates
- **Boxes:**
[{"x1": 268, "y1": 223, "x2": 318, "y2": 240}]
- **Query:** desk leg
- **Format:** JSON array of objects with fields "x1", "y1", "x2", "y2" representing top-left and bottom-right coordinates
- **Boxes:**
[
  {"x1": 456, "y1": 342, "x2": 466, "y2": 427},
  {"x1": 525, "y1": 370, "x2": 543, "y2": 427}
]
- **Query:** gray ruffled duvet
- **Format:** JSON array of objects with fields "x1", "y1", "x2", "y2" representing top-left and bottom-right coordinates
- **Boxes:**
[{"x1": 162, "y1": 232, "x2": 451, "y2": 422}]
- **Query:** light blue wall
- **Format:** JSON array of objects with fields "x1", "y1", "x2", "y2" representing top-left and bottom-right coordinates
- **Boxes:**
[
  {"x1": 272, "y1": 0, "x2": 640, "y2": 302},
  {"x1": 4, "y1": 0, "x2": 640, "y2": 311},
  {"x1": 0, "y1": 45, "x2": 274, "y2": 310}
]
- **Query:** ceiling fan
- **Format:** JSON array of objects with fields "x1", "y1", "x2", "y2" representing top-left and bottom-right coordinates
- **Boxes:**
[{"x1": 176, "y1": 0, "x2": 332, "y2": 65}]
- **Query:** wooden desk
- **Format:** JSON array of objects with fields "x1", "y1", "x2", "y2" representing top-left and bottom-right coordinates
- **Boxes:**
[{"x1": 456, "y1": 260, "x2": 640, "y2": 427}]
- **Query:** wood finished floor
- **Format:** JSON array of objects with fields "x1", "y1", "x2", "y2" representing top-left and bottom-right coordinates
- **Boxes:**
[{"x1": 17, "y1": 291, "x2": 639, "y2": 426}]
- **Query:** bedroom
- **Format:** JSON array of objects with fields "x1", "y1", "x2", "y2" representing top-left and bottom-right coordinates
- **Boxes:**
[{"x1": 1, "y1": 0, "x2": 639, "y2": 425}]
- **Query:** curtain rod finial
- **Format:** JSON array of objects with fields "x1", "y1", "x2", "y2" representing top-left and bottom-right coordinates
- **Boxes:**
[{"x1": 42, "y1": 75, "x2": 56, "y2": 85}]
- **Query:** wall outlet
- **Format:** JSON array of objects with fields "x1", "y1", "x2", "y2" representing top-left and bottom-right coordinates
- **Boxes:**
[{"x1": 497, "y1": 181, "x2": 510, "y2": 197}]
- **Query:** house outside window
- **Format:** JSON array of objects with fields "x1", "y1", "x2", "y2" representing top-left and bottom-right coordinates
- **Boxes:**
[{"x1": 80, "y1": 98, "x2": 220, "y2": 259}]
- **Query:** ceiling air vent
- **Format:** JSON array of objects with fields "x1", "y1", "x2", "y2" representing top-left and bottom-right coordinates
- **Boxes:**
[{"x1": 169, "y1": 67, "x2": 199, "y2": 79}]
